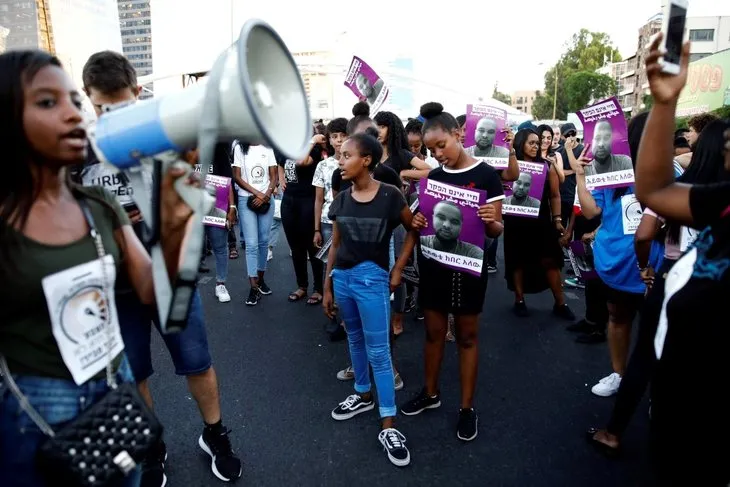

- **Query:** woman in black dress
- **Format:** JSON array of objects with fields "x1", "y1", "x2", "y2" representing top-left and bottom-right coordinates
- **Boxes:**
[
  {"x1": 503, "y1": 128, "x2": 574, "y2": 320},
  {"x1": 398, "y1": 103, "x2": 505, "y2": 442}
]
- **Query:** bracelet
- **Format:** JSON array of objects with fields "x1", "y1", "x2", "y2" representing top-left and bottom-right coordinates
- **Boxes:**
[
  {"x1": 553, "y1": 216, "x2": 562, "y2": 222},
  {"x1": 229, "y1": 205, "x2": 237, "y2": 211},
  {"x1": 314, "y1": 229, "x2": 321, "y2": 233}
]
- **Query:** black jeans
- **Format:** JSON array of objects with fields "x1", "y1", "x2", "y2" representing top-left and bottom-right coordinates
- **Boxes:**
[
  {"x1": 573, "y1": 214, "x2": 607, "y2": 327},
  {"x1": 281, "y1": 193, "x2": 323, "y2": 293},
  {"x1": 486, "y1": 237, "x2": 498, "y2": 267},
  {"x1": 606, "y1": 258, "x2": 674, "y2": 436}
]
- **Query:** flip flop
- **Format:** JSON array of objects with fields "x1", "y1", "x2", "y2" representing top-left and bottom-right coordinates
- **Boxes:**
[
  {"x1": 229, "y1": 248, "x2": 239, "y2": 259},
  {"x1": 585, "y1": 428, "x2": 620, "y2": 458},
  {"x1": 288, "y1": 288, "x2": 307, "y2": 302},
  {"x1": 306, "y1": 294, "x2": 323, "y2": 306}
]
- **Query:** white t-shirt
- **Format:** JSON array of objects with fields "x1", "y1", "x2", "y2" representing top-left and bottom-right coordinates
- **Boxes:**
[
  {"x1": 312, "y1": 156, "x2": 339, "y2": 224},
  {"x1": 232, "y1": 144, "x2": 277, "y2": 197}
]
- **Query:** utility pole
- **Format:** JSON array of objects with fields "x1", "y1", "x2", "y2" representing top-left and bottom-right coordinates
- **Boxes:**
[{"x1": 552, "y1": 63, "x2": 559, "y2": 121}]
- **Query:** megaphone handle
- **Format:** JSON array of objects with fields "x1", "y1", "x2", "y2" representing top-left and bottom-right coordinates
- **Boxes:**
[{"x1": 146, "y1": 158, "x2": 163, "y2": 247}]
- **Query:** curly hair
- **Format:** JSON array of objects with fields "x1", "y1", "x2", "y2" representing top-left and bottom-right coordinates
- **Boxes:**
[
  {"x1": 373, "y1": 110, "x2": 409, "y2": 170},
  {"x1": 687, "y1": 112, "x2": 719, "y2": 135}
]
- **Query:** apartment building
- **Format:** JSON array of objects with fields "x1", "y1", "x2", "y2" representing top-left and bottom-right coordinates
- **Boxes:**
[
  {"x1": 118, "y1": 1, "x2": 152, "y2": 98},
  {"x1": 511, "y1": 90, "x2": 538, "y2": 116}
]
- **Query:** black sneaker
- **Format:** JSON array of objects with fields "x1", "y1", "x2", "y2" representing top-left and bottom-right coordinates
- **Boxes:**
[
  {"x1": 415, "y1": 307, "x2": 424, "y2": 321},
  {"x1": 513, "y1": 301, "x2": 529, "y2": 317},
  {"x1": 400, "y1": 388, "x2": 441, "y2": 416},
  {"x1": 487, "y1": 265, "x2": 498, "y2": 274},
  {"x1": 198, "y1": 262, "x2": 210, "y2": 273},
  {"x1": 378, "y1": 428, "x2": 411, "y2": 467},
  {"x1": 245, "y1": 287, "x2": 261, "y2": 306},
  {"x1": 140, "y1": 440, "x2": 167, "y2": 487},
  {"x1": 258, "y1": 280, "x2": 272, "y2": 295},
  {"x1": 553, "y1": 303, "x2": 576, "y2": 321},
  {"x1": 566, "y1": 319, "x2": 593, "y2": 333},
  {"x1": 576, "y1": 329, "x2": 607, "y2": 344},
  {"x1": 198, "y1": 427, "x2": 243, "y2": 482},
  {"x1": 331, "y1": 394, "x2": 374, "y2": 420},
  {"x1": 457, "y1": 408, "x2": 478, "y2": 441}
]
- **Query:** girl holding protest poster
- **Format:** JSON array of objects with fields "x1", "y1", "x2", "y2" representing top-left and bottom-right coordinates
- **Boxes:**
[
  {"x1": 323, "y1": 132, "x2": 423, "y2": 467},
  {"x1": 503, "y1": 128, "x2": 574, "y2": 320},
  {"x1": 567, "y1": 115, "x2": 664, "y2": 399},
  {"x1": 398, "y1": 103, "x2": 505, "y2": 443}
]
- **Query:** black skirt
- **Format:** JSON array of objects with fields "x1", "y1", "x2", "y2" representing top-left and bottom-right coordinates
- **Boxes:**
[{"x1": 417, "y1": 254, "x2": 488, "y2": 315}]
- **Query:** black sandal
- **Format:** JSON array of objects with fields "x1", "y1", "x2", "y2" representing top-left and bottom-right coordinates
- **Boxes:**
[
  {"x1": 585, "y1": 428, "x2": 620, "y2": 458},
  {"x1": 288, "y1": 288, "x2": 307, "y2": 302}
]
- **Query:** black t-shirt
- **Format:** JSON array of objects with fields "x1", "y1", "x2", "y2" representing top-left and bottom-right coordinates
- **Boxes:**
[
  {"x1": 328, "y1": 183, "x2": 407, "y2": 271},
  {"x1": 275, "y1": 148, "x2": 318, "y2": 198},
  {"x1": 332, "y1": 163, "x2": 402, "y2": 194},
  {"x1": 652, "y1": 182, "x2": 730, "y2": 466},
  {"x1": 557, "y1": 141, "x2": 584, "y2": 203},
  {"x1": 383, "y1": 149, "x2": 416, "y2": 175}
]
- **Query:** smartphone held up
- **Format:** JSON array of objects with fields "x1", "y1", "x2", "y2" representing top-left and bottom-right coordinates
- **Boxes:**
[{"x1": 659, "y1": 0, "x2": 688, "y2": 76}]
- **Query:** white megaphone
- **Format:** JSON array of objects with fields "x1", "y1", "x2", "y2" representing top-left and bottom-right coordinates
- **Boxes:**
[
  {"x1": 89, "y1": 19, "x2": 312, "y2": 334},
  {"x1": 94, "y1": 20, "x2": 311, "y2": 167}
]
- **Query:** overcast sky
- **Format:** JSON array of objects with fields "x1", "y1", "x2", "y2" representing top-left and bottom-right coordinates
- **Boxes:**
[{"x1": 151, "y1": 0, "x2": 729, "y2": 104}]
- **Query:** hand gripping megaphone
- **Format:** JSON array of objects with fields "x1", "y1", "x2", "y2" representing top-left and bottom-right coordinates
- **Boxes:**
[{"x1": 89, "y1": 19, "x2": 312, "y2": 333}]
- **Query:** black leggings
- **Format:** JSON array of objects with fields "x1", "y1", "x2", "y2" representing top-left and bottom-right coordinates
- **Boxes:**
[
  {"x1": 573, "y1": 214, "x2": 608, "y2": 327},
  {"x1": 605, "y1": 258, "x2": 675, "y2": 436},
  {"x1": 281, "y1": 193, "x2": 323, "y2": 293}
]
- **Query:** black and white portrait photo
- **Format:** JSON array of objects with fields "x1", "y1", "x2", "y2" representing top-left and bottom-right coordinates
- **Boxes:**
[
  {"x1": 585, "y1": 121, "x2": 633, "y2": 175},
  {"x1": 356, "y1": 73, "x2": 385, "y2": 106},
  {"x1": 465, "y1": 117, "x2": 510, "y2": 158},
  {"x1": 505, "y1": 173, "x2": 541, "y2": 208},
  {"x1": 420, "y1": 201, "x2": 484, "y2": 259}
]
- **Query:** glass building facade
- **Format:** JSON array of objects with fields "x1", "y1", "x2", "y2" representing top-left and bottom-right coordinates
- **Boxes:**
[{"x1": 118, "y1": 1, "x2": 152, "y2": 98}]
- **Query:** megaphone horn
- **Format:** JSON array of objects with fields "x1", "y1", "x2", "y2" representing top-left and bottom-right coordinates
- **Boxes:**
[{"x1": 94, "y1": 19, "x2": 312, "y2": 168}]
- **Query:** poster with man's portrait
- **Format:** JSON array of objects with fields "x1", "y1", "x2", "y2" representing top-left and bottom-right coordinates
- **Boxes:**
[
  {"x1": 577, "y1": 97, "x2": 634, "y2": 190},
  {"x1": 418, "y1": 179, "x2": 487, "y2": 277},
  {"x1": 464, "y1": 104, "x2": 510, "y2": 169},
  {"x1": 344, "y1": 56, "x2": 389, "y2": 114},
  {"x1": 502, "y1": 161, "x2": 546, "y2": 218}
]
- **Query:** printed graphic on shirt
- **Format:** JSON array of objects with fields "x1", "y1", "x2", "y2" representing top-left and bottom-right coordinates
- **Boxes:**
[
  {"x1": 284, "y1": 159, "x2": 298, "y2": 184},
  {"x1": 621, "y1": 194, "x2": 641, "y2": 235},
  {"x1": 680, "y1": 226, "x2": 699, "y2": 252},
  {"x1": 249, "y1": 164, "x2": 266, "y2": 186},
  {"x1": 313, "y1": 157, "x2": 339, "y2": 223}
]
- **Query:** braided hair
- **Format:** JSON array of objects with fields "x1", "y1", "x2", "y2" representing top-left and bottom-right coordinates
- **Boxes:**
[{"x1": 373, "y1": 110, "x2": 410, "y2": 171}]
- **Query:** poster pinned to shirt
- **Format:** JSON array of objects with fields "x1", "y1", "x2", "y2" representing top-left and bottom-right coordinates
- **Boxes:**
[
  {"x1": 344, "y1": 56, "x2": 389, "y2": 114},
  {"x1": 577, "y1": 97, "x2": 634, "y2": 190},
  {"x1": 418, "y1": 179, "x2": 487, "y2": 277},
  {"x1": 502, "y1": 161, "x2": 546, "y2": 218},
  {"x1": 195, "y1": 164, "x2": 231, "y2": 228},
  {"x1": 464, "y1": 104, "x2": 510, "y2": 169},
  {"x1": 621, "y1": 194, "x2": 642, "y2": 235}
]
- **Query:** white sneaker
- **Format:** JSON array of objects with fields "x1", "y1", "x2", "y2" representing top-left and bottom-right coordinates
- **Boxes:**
[
  {"x1": 215, "y1": 284, "x2": 231, "y2": 303},
  {"x1": 267, "y1": 248, "x2": 273, "y2": 261},
  {"x1": 591, "y1": 372, "x2": 621, "y2": 397}
]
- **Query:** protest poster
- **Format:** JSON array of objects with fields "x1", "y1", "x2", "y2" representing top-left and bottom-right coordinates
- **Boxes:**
[
  {"x1": 567, "y1": 240, "x2": 598, "y2": 280},
  {"x1": 502, "y1": 161, "x2": 546, "y2": 218},
  {"x1": 464, "y1": 104, "x2": 510, "y2": 169},
  {"x1": 344, "y1": 56, "x2": 389, "y2": 114},
  {"x1": 418, "y1": 179, "x2": 487, "y2": 277},
  {"x1": 195, "y1": 164, "x2": 231, "y2": 228},
  {"x1": 577, "y1": 97, "x2": 634, "y2": 190}
]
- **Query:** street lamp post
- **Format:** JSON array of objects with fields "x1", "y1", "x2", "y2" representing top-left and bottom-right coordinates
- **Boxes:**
[{"x1": 552, "y1": 63, "x2": 559, "y2": 121}]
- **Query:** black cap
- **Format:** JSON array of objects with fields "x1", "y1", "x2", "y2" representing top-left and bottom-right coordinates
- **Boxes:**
[{"x1": 560, "y1": 123, "x2": 577, "y2": 136}]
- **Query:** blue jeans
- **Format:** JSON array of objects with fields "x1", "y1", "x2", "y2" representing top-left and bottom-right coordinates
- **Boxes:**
[
  {"x1": 206, "y1": 225, "x2": 229, "y2": 283},
  {"x1": 238, "y1": 201, "x2": 275, "y2": 278},
  {"x1": 0, "y1": 357, "x2": 141, "y2": 487},
  {"x1": 269, "y1": 194, "x2": 282, "y2": 249},
  {"x1": 118, "y1": 290, "x2": 212, "y2": 382},
  {"x1": 332, "y1": 261, "x2": 396, "y2": 418}
]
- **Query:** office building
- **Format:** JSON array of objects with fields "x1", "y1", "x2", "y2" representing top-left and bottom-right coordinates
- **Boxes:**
[
  {"x1": 0, "y1": 24, "x2": 9, "y2": 53},
  {"x1": 511, "y1": 90, "x2": 539, "y2": 115},
  {"x1": 685, "y1": 16, "x2": 730, "y2": 62},
  {"x1": 117, "y1": 1, "x2": 152, "y2": 98},
  {"x1": 0, "y1": 0, "x2": 54, "y2": 53}
]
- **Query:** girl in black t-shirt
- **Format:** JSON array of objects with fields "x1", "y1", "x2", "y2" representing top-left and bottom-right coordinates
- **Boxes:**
[
  {"x1": 323, "y1": 133, "x2": 423, "y2": 468},
  {"x1": 399, "y1": 103, "x2": 505, "y2": 443}
]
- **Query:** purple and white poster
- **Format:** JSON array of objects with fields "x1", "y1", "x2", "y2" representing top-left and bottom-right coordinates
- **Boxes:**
[
  {"x1": 418, "y1": 179, "x2": 487, "y2": 277},
  {"x1": 577, "y1": 97, "x2": 634, "y2": 190},
  {"x1": 344, "y1": 56, "x2": 389, "y2": 114},
  {"x1": 464, "y1": 104, "x2": 510, "y2": 169},
  {"x1": 195, "y1": 164, "x2": 231, "y2": 228},
  {"x1": 567, "y1": 240, "x2": 598, "y2": 280},
  {"x1": 502, "y1": 161, "x2": 546, "y2": 218}
]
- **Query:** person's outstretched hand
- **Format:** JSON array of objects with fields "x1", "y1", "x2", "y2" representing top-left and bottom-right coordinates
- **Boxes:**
[{"x1": 645, "y1": 33, "x2": 691, "y2": 104}]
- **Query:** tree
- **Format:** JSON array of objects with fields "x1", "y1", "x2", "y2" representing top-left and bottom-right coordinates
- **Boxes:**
[
  {"x1": 492, "y1": 83, "x2": 511, "y2": 105},
  {"x1": 532, "y1": 29, "x2": 622, "y2": 120},
  {"x1": 563, "y1": 71, "x2": 617, "y2": 112}
]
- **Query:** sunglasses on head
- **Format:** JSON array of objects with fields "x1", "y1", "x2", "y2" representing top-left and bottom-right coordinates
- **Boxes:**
[{"x1": 565, "y1": 131, "x2": 576, "y2": 138}]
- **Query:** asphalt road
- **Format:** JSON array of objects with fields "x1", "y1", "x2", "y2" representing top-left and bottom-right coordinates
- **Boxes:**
[{"x1": 147, "y1": 238, "x2": 653, "y2": 486}]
